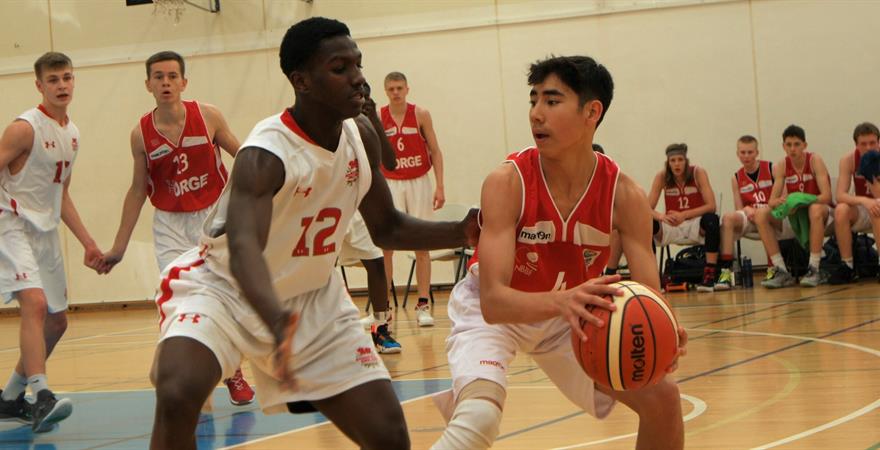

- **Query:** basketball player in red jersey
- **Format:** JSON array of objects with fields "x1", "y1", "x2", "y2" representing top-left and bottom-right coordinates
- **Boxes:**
[
  {"x1": 648, "y1": 144, "x2": 721, "y2": 292},
  {"x1": 432, "y1": 56, "x2": 686, "y2": 450},
  {"x1": 714, "y1": 135, "x2": 773, "y2": 290},
  {"x1": 101, "y1": 51, "x2": 254, "y2": 405},
  {"x1": 381, "y1": 72, "x2": 445, "y2": 326},
  {"x1": 149, "y1": 18, "x2": 477, "y2": 450},
  {"x1": 831, "y1": 122, "x2": 880, "y2": 284},
  {"x1": 755, "y1": 125, "x2": 833, "y2": 288},
  {"x1": 0, "y1": 53, "x2": 106, "y2": 431}
]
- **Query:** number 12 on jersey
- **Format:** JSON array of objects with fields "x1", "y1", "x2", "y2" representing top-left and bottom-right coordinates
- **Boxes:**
[{"x1": 292, "y1": 208, "x2": 341, "y2": 257}]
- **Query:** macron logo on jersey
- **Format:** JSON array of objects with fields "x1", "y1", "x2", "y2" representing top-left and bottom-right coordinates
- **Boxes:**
[
  {"x1": 518, "y1": 221, "x2": 555, "y2": 245},
  {"x1": 149, "y1": 144, "x2": 173, "y2": 160},
  {"x1": 758, "y1": 180, "x2": 773, "y2": 188},
  {"x1": 182, "y1": 136, "x2": 209, "y2": 147},
  {"x1": 401, "y1": 126, "x2": 419, "y2": 135},
  {"x1": 740, "y1": 184, "x2": 756, "y2": 194}
]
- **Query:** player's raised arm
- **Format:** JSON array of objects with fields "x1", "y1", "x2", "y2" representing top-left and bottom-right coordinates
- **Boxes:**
[{"x1": 354, "y1": 115, "x2": 477, "y2": 250}]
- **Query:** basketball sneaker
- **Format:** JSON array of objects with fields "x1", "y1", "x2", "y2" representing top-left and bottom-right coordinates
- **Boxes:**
[
  {"x1": 714, "y1": 268, "x2": 733, "y2": 291},
  {"x1": 416, "y1": 300, "x2": 434, "y2": 327},
  {"x1": 799, "y1": 266, "x2": 829, "y2": 287},
  {"x1": 31, "y1": 389, "x2": 72, "y2": 433},
  {"x1": 224, "y1": 369, "x2": 255, "y2": 406},
  {"x1": 372, "y1": 324, "x2": 402, "y2": 354},
  {"x1": 0, "y1": 390, "x2": 31, "y2": 424},
  {"x1": 761, "y1": 266, "x2": 795, "y2": 289}
]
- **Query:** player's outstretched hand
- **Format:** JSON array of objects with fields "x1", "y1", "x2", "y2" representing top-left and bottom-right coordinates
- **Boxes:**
[
  {"x1": 83, "y1": 244, "x2": 107, "y2": 274},
  {"x1": 98, "y1": 246, "x2": 124, "y2": 275},
  {"x1": 665, "y1": 326, "x2": 688, "y2": 373},
  {"x1": 462, "y1": 208, "x2": 480, "y2": 248},
  {"x1": 272, "y1": 311, "x2": 300, "y2": 391},
  {"x1": 556, "y1": 275, "x2": 623, "y2": 342}
]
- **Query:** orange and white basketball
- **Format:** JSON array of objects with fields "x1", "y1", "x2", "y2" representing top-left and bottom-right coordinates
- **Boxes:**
[{"x1": 572, "y1": 280, "x2": 679, "y2": 391}]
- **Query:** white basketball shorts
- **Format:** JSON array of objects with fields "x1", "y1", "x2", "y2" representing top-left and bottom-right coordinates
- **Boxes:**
[
  {"x1": 0, "y1": 212, "x2": 67, "y2": 313},
  {"x1": 153, "y1": 207, "x2": 211, "y2": 271},
  {"x1": 387, "y1": 173, "x2": 434, "y2": 220},
  {"x1": 338, "y1": 211, "x2": 382, "y2": 265}
]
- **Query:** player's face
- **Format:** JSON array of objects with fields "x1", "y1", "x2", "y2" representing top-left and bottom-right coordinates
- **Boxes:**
[
  {"x1": 667, "y1": 154, "x2": 687, "y2": 177},
  {"x1": 782, "y1": 137, "x2": 806, "y2": 159},
  {"x1": 384, "y1": 80, "x2": 408, "y2": 105},
  {"x1": 146, "y1": 60, "x2": 187, "y2": 104},
  {"x1": 855, "y1": 133, "x2": 879, "y2": 154},
  {"x1": 528, "y1": 74, "x2": 597, "y2": 152},
  {"x1": 36, "y1": 66, "x2": 74, "y2": 108},
  {"x1": 300, "y1": 35, "x2": 366, "y2": 119},
  {"x1": 736, "y1": 141, "x2": 759, "y2": 167}
]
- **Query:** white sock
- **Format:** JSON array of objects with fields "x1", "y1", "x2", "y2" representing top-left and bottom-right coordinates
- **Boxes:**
[
  {"x1": 374, "y1": 310, "x2": 390, "y2": 326},
  {"x1": 1, "y1": 372, "x2": 27, "y2": 400},
  {"x1": 770, "y1": 254, "x2": 787, "y2": 271},
  {"x1": 843, "y1": 258, "x2": 854, "y2": 269},
  {"x1": 809, "y1": 253, "x2": 821, "y2": 270},
  {"x1": 27, "y1": 374, "x2": 49, "y2": 395}
]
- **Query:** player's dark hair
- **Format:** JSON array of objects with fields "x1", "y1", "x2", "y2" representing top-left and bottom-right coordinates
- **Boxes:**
[
  {"x1": 783, "y1": 124, "x2": 806, "y2": 142},
  {"x1": 34, "y1": 52, "x2": 72, "y2": 79},
  {"x1": 664, "y1": 143, "x2": 693, "y2": 188},
  {"x1": 592, "y1": 143, "x2": 605, "y2": 154},
  {"x1": 145, "y1": 51, "x2": 185, "y2": 78},
  {"x1": 280, "y1": 17, "x2": 350, "y2": 77},
  {"x1": 852, "y1": 122, "x2": 880, "y2": 143},
  {"x1": 527, "y1": 55, "x2": 614, "y2": 126},
  {"x1": 857, "y1": 151, "x2": 880, "y2": 183},
  {"x1": 384, "y1": 71, "x2": 407, "y2": 84}
]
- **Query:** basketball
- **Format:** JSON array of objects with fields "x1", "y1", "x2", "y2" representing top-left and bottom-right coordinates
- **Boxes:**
[{"x1": 572, "y1": 280, "x2": 679, "y2": 391}]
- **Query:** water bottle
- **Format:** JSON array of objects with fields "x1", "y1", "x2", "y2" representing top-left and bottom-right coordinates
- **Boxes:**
[{"x1": 742, "y1": 257, "x2": 754, "y2": 288}]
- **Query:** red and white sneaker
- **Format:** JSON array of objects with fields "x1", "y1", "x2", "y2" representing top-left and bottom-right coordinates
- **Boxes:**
[{"x1": 225, "y1": 368, "x2": 255, "y2": 406}]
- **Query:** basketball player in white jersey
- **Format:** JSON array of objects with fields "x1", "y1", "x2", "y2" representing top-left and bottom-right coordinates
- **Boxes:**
[
  {"x1": 100, "y1": 50, "x2": 255, "y2": 406},
  {"x1": 0, "y1": 52, "x2": 104, "y2": 432},
  {"x1": 381, "y1": 71, "x2": 446, "y2": 326},
  {"x1": 149, "y1": 18, "x2": 477, "y2": 450},
  {"x1": 342, "y1": 81, "x2": 402, "y2": 354},
  {"x1": 431, "y1": 56, "x2": 687, "y2": 450}
]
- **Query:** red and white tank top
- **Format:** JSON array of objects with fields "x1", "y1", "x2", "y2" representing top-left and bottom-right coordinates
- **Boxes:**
[
  {"x1": 784, "y1": 152, "x2": 820, "y2": 195},
  {"x1": 199, "y1": 110, "x2": 372, "y2": 301},
  {"x1": 853, "y1": 149, "x2": 875, "y2": 198},
  {"x1": 735, "y1": 160, "x2": 774, "y2": 207},
  {"x1": 140, "y1": 100, "x2": 228, "y2": 212},
  {"x1": 470, "y1": 148, "x2": 619, "y2": 292},
  {"x1": 0, "y1": 105, "x2": 79, "y2": 232},
  {"x1": 379, "y1": 103, "x2": 431, "y2": 180},
  {"x1": 664, "y1": 167, "x2": 705, "y2": 212}
]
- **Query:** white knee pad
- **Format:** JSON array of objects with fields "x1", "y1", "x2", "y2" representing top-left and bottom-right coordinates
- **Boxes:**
[{"x1": 431, "y1": 398, "x2": 502, "y2": 450}]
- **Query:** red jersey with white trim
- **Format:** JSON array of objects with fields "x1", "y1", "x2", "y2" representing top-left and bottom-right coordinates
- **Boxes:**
[
  {"x1": 379, "y1": 103, "x2": 431, "y2": 180},
  {"x1": 140, "y1": 100, "x2": 228, "y2": 212},
  {"x1": 470, "y1": 148, "x2": 619, "y2": 292},
  {"x1": 199, "y1": 110, "x2": 372, "y2": 301},
  {"x1": 783, "y1": 152, "x2": 820, "y2": 195},
  {"x1": 0, "y1": 105, "x2": 79, "y2": 232},
  {"x1": 664, "y1": 167, "x2": 705, "y2": 212},
  {"x1": 735, "y1": 160, "x2": 773, "y2": 207},
  {"x1": 853, "y1": 149, "x2": 875, "y2": 198}
]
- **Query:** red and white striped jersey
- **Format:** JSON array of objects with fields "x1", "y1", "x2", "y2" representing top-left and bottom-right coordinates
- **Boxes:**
[
  {"x1": 199, "y1": 110, "x2": 372, "y2": 300},
  {"x1": 0, "y1": 105, "x2": 79, "y2": 231},
  {"x1": 735, "y1": 160, "x2": 773, "y2": 207},
  {"x1": 379, "y1": 103, "x2": 431, "y2": 180},
  {"x1": 470, "y1": 148, "x2": 619, "y2": 291},
  {"x1": 852, "y1": 149, "x2": 875, "y2": 198},
  {"x1": 140, "y1": 100, "x2": 228, "y2": 212},
  {"x1": 664, "y1": 168, "x2": 705, "y2": 212},
  {"x1": 783, "y1": 152, "x2": 821, "y2": 195}
]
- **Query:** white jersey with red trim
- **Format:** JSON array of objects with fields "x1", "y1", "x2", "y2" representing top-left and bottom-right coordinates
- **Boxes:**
[
  {"x1": 199, "y1": 110, "x2": 372, "y2": 300},
  {"x1": 0, "y1": 106, "x2": 79, "y2": 232}
]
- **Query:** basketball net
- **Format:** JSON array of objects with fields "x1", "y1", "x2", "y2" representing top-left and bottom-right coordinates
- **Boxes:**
[{"x1": 153, "y1": 0, "x2": 186, "y2": 25}]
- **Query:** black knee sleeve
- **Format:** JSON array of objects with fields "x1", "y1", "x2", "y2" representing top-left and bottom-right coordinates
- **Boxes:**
[
  {"x1": 652, "y1": 219, "x2": 661, "y2": 236},
  {"x1": 700, "y1": 213, "x2": 720, "y2": 253}
]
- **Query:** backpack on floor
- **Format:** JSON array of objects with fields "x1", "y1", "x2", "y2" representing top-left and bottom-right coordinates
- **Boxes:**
[
  {"x1": 664, "y1": 245, "x2": 706, "y2": 284},
  {"x1": 853, "y1": 234, "x2": 879, "y2": 278},
  {"x1": 779, "y1": 238, "x2": 809, "y2": 278}
]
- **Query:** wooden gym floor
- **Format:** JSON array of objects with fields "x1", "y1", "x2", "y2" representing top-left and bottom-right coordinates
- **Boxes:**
[{"x1": 0, "y1": 278, "x2": 877, "y2": 449}]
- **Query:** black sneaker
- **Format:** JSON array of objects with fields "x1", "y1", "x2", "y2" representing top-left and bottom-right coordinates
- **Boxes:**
[
  {"x1": 372, "y1": 324, "x2": 402, "y2": 354},
  {"x1": 31, "y1": 389, "x2": 72, "y2": 433},
  {"x1": 0, "y1": 390, "x2": 32, "y2": 424},
  {"x1": 829, "y1": 264, "x2": 857, "y2": 285}
]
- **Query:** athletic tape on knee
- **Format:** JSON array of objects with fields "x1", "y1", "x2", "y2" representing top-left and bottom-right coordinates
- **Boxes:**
[
  {"x1": 458, "y1": 379, "x2": 506, "y2": 410},
  {"x1": 431, "y1": 399, "x2": 502, "y2": 450}
]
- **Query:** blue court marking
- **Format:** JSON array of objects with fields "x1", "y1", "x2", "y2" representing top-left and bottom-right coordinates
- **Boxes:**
[{"x1": 0, "y1": 378, "x2": 451, "y2": 450}]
